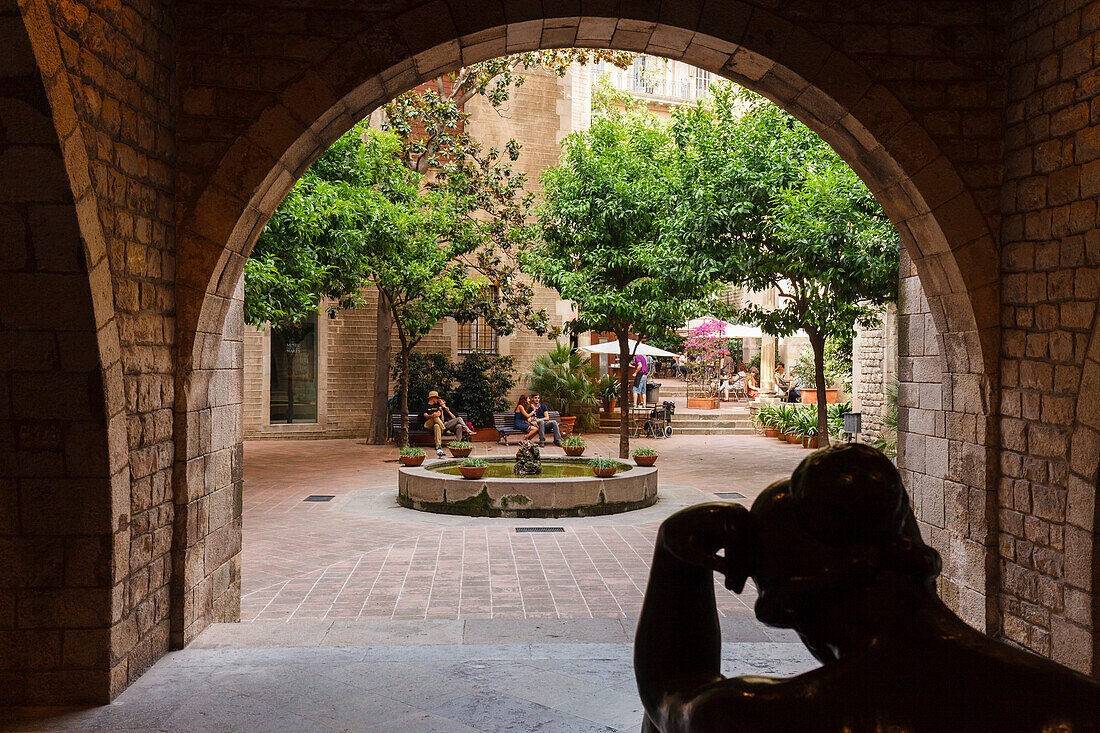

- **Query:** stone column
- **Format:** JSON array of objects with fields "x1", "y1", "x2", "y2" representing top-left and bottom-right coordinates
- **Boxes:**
[{"x1": 760, "y1": 287, "x2": 777, "y2": 393}]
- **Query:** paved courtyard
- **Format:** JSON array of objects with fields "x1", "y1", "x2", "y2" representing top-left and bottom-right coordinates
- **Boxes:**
[
  {"x1": 5, "y1": 434, "x2": 820, "y2": 731},
  {"x1": 243, "y1": 433, "x2": 808, "y2": 624}
]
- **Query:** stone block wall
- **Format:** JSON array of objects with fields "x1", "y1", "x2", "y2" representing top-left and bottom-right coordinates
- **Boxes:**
[
  {"x1": 997, "y1": 0, "x2": 1100, "y2": 671},
  {"x1": 852, "y1": 303, "x2": 898, "y2": 444}
]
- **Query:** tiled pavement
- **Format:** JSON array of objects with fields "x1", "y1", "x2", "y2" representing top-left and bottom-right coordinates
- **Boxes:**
[{"x1": 243, "y1": 433, "x2": 808, "y2": 623}]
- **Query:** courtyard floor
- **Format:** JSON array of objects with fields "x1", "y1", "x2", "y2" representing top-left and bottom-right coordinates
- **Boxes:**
[{"x1": 5, "y1": 433, "x2": 820, "y2": 732}]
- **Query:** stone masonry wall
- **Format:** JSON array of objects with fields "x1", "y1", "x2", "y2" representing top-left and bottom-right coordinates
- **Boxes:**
[
  {"x1": 997, "y1": 0, "x2": 1100, "y2": 672},
  {"x1": 852, "y1": 303, "x2": 898, "y2": 444}
]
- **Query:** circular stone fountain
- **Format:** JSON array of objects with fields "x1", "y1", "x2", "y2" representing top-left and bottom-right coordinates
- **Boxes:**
[{"x1": 398, "y1": 457, "x2": 657, "y2": 517}]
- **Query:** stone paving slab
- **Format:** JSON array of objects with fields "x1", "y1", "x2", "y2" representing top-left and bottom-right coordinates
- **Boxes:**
[{"x1": 1, "y1": 636, "x2": 818, "y2": 732}]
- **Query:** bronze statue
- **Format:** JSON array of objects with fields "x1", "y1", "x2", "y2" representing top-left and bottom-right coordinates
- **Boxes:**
[{"x1": 635, "y1": 444, "x2": 1100, "y2": 732}]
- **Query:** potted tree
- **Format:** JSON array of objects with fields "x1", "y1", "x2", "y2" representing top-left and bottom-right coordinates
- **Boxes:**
[
  {"x1": 400, "y1": 446, "x2": 426, "y2": 466},
  {"x1": 448, "y1": 440, "x2": 473, "y2": 458},
  {"x1": 597, "y1": 375, "x2": 619, "y2": 414},
  {"x1": 632, "y1": 447, "x2": 658, "y2": 466},
  {"x1": 683, "y1": 320, "x2": 729, "y2": 409},
  {"x1": 589, "y1": 456, "x2": 619, "y2": 478},
  {"x1": 459, "y1": 457, "x2": 488, "y2": 479},
  {"x1": 562, "y1": 435, "x2": 587, "y2": 457}
]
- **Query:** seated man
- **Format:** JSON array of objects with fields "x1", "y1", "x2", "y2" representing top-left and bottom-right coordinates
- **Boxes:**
[
  {"x1": 635, "y1": 444, "x2": 1100, "y2": 732},
  {"x1": 773, "y1": 363, "x2": 791, "y2": 399},
  {"x1": 422, "y1": 390, "x2": 467, "y2": 457},
  {"x1": 529, "y1": 393, "x2": 562, "y2": 447}
]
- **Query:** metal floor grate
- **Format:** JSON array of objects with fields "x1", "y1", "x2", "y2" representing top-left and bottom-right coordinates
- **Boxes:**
[
  {"x1": 714, "y1": 492, "x2": 745, "y2": 499},
  {"x1": 304, "y1": 495, "x2": 335, "y2": 502},
  {"x1": 515, "y1": 527, "x2": 566, "y2": 533}
]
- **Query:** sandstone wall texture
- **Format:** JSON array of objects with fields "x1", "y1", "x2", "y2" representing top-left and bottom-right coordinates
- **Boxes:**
[
  {"x1": 852, "y1": 302, "x2": 897, "y2": 445},
  {"x1": 6, "y1": 0, "x2": 1100, "y2": 704}
]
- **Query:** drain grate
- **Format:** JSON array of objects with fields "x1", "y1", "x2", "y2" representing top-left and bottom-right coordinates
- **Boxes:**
[
  {"x1": 714, "y1": 492, "x2": 745, "y2": 499},
  {"x1": 516, "y1": 527, "x2": 566, "y2": 533},
  {"x1": 304, "y1": 495, "x2": 335, "y2": 502}
]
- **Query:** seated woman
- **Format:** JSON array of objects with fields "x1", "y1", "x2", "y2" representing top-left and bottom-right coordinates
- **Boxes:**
[
  {"x1": 513, "y1": 394, "x2": 539, "y2": 442},
  {"x1": 745, "y1": 367, "x2": 760, "y2": 400}
]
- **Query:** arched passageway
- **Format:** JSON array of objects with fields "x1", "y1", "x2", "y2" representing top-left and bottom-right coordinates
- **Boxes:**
[{"x1": 5, "y1": 0, "x2": 1098, "y2": 704}]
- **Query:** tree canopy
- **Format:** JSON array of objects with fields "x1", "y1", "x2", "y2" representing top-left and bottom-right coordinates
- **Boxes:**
[
  {"x1": 526, "y1": 107, "x2": 722, "y2": 457},
  {"x1": 670, "y1": 84, "x2": 899, "y2": 442}
]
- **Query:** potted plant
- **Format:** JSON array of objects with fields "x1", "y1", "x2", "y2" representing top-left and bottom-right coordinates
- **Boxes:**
[
  {"x1": 458, "y1": 457, "x2": 488, "y2": 480},
  {"x1": 632, "y1": 447, "x2": 658, "y2": 466},
  {"x1": 794, "y1": 408, "x2": 819, "y2": 448},
  {"x1": 561, "y1": 434, "x2": 587, "y2": 457},
  {"x1": 448, "y1": 440, "x2": 473, "y2": 458},
  {"x1": 596, "y1": 374, "x2": 619, "y2": 413},
  {"x1": 775, "y1": 404, "x2": 797, "y2": 441},
  {"x1": 589, "y1": 456, "x2": 619, "y2": 478},
  {"x1": 683, "y1": 319, "x2": 730, "y2": 409},
  {"x1": 755, "y1": 404, "x2": 779, "y2": 438},
  {"x1": 400, "y1": 446, "x2": 426, "y2": 466}
]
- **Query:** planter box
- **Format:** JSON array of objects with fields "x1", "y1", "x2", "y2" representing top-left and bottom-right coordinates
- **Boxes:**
[
  {"x1": 800, "y1": 389, "x2": 839, "y2": 404},
  {"x1": 687, "y1": 397, "x2": 720, "y2": 409}
]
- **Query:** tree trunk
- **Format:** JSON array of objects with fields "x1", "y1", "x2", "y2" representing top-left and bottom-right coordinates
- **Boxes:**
[
  {"x1": 367, "y1": 294, "x2": 394, "y2": 444},
  {"x1": 618, "y1": 331, "x2": 631, "y2": 459},
  {"x1": 284, "y1": 348, "x2": 296, "y2": 424},
  {"x1": 809, "y1": 329, "x2": 830, "y2": 447},
  {"x1": 398, "y1": 347, "x2": 411, "y2": 447}
]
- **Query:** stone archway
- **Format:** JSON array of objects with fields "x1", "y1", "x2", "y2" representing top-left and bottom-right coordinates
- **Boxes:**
[
  {"x1": 171, "y1": 4, "x2": 1001, "y2": 648},
  {"x1": 1, "y1": 0, "x2": 129, "y2": 705}
]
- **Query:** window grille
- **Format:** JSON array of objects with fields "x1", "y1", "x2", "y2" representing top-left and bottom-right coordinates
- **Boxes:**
[{"x1": 458, "y1": 317, "x2": 499, "y2": 354}]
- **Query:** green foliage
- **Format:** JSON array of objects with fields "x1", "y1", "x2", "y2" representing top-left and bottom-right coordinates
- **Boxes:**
[
  {"x1": 792, "y1": 340, "x2": 851, "y2": 390},
  {"x1": 792, "y1": 407, "x2": 818, "y2": 437},
  {"x1": 561, "y1": 434, "x2": 587, "y2": 447},
  {"x1": 670, "y1": 83, "x2": 899, "y2": 441},
  {"x1": 828, "y1": 401, "x2": 853, "y2": 439},
  {"x1": 646, "y1": 331, "x2": 686, "y2": 355},
  {"x1": 589, "y1": 456, "x2": 620, "y2": 468},
  {"x1": 447, "y1": 441, "x2": 473, "y2": 449},
  {"x1": 453, "y1": 352, "x2": 516, "y2": 427},
  {"x1": 632, "y1": 447, "x2": 658, "y2": 456},
  {"x1": 460, "y1": 458, "x2": 488, "y2": 467},
  {"x1": 394, "y1": 351, "x2": 456, "y2": 412},
  {"x1": 528, "y1": 108, "x2": 725, "y2": 456},
  {"x1": 526, "y1": 342, "x2": 598, "y2": 414},
  {"x1": 754, "y1": 403, "x2": 779, "y2": 429},
  {"x1": 400, "y1": 446, "x2": 425, "y2": 457}
]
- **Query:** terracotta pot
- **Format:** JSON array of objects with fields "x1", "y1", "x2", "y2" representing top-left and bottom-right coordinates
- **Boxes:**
[
  {"x1": 592, "y1": 466, "x2": 617, "y2": 478},
  {"x1": 776, "y1": 432, "x2": 789, "y2": 442},
  {"x1": 400, "y1": 454, "x2": 425, "y2": 467},
  {"x1": 786, "y1": 434, "x2": 802, "y2": 444},
  {"x1": 564, "y1": 445, "x2": 586, "y2": 457},
  {"x1": 687, "y1": 397, "x2": 720, "y2": 409},
  {"x1": 800, "y1": 388, "x2": 840, "y2": 404},
  {"x1": 763, "y1": 428, "x2": 778, "y2": 438},
  {"x1": 634, "y1": 454, "x2": 658, "y2": 467},
  {"x1": 449, "y1": 447, "x2": 473, "y2": 458},
  {"x1": 459, "y1": 466, "x2": 486, "y2": 480},
  {"x1": 559, "y1": 415, "x2": 577, "y2": 435},
  {"x1": 604, "y1": 398, "x2": 617, "y2": 413},
  {"x1": 803, "y1": 436, "x2": 819, "y2": 449}
]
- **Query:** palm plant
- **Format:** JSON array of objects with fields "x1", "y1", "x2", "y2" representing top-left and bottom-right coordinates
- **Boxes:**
[
  {"x1": 776, "y1": 404, "x2": 798, "y2": 436},
  {"x1": 794, "y1": 407, "x2": 818, "y2": 437},
  {"x1": 527, "y1": 341, "x2": 598, "y2": 414}
]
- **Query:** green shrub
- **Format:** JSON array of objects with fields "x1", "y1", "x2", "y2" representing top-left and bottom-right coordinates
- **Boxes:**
[
  {"x1": 589, "y1": 456, "x2": 619, "y2": 468},
  {"x1": 453, "y1": 352, "x2": 516, "y2": 427},
  {"x1": 447, "y1": 441, "x2": 473, "y2": 449},
  {"x1": 632, "y1": 447, "x2": 658, "y2": 456},
  {"x1": 755, "y1": 403, "x2": 779, "y2": 428},
  {"x1": 400, "y1": 446, "x2": 425, "y2": 457},
  {"x1": 394, "y1": 352, "x2": 455, "y2": 413},
  {"x1": 461, "y1": 457, "x2": 488, "y2": 467},
  {"x1": 527, "y1": 342, "x2": 598, "y2": 414},
  {"x1": 793, "y1": 406, "x2": 818, "y2": 437},
  {"x1": 828, "y1": 401, "x2": 852, "y2": 438},
  {"x1": 561, "y1": 434, "x2": 587, "y2": 447}
]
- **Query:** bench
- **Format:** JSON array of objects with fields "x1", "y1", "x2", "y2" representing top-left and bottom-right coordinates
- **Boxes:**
[
  {"x1": 390, "y1": 412, "x2": 469, "y2": 445},
  {"x1": 492, "y1": 410, "x2": 565, "y2": 445}
]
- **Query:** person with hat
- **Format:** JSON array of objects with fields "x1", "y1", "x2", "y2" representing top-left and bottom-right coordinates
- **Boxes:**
[{"x1": 422, "y1": 390, "x2": 468, "y2": 457}]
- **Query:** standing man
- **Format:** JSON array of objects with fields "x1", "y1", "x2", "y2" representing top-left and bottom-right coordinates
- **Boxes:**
[
  {"x1": 422, "y1": 390, "x2": 468, "y2": 457},
  {"x1": 529, "y1": 393, "x2": 563, "y2": 447},
  {"x1": 632, "y1": 352, "x2": 649, "y2": 406}
]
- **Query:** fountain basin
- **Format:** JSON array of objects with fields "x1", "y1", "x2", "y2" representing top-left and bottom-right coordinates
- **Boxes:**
[{"x1": 398, "y1": 457, "x2": 657, "y2": 517}]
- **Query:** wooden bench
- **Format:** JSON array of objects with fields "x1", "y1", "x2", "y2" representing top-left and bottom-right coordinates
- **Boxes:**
[
  {"x1": 492, "y1": 410, "x2": 565, "y2": 445},
  {"x1": 390, "y1": 412, "x2": 469, "y2": 445}
]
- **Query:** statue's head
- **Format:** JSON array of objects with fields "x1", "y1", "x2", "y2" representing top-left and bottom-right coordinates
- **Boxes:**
[{"x1": 746, "y1": 444, "x2": 941, "y2": 659}]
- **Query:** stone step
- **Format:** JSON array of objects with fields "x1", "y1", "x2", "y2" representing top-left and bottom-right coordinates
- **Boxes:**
[
  {"x1": 594, "y1": 426, "x2": 759, "y2": 435},
  {"x1": 600, "y1": 419, "x2": 754, "y2": 429}
]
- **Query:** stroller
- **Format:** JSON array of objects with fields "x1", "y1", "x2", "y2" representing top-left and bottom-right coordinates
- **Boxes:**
[{"x1": 642, "y1": 400, "x2": 675, "y2": 438}]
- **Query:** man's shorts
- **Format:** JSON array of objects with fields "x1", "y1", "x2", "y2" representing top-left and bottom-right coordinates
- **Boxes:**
[{"x1": 633, "y1": 373, "x2": 648, "y2": 394}]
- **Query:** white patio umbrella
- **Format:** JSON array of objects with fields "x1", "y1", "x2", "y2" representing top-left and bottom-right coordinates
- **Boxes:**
[
  {"x1": 677, "y1": 316, "x2": 806, "y2": 340},
  {"x1": 578, "y1": 339, "x2": 680, "y2": 358}
]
